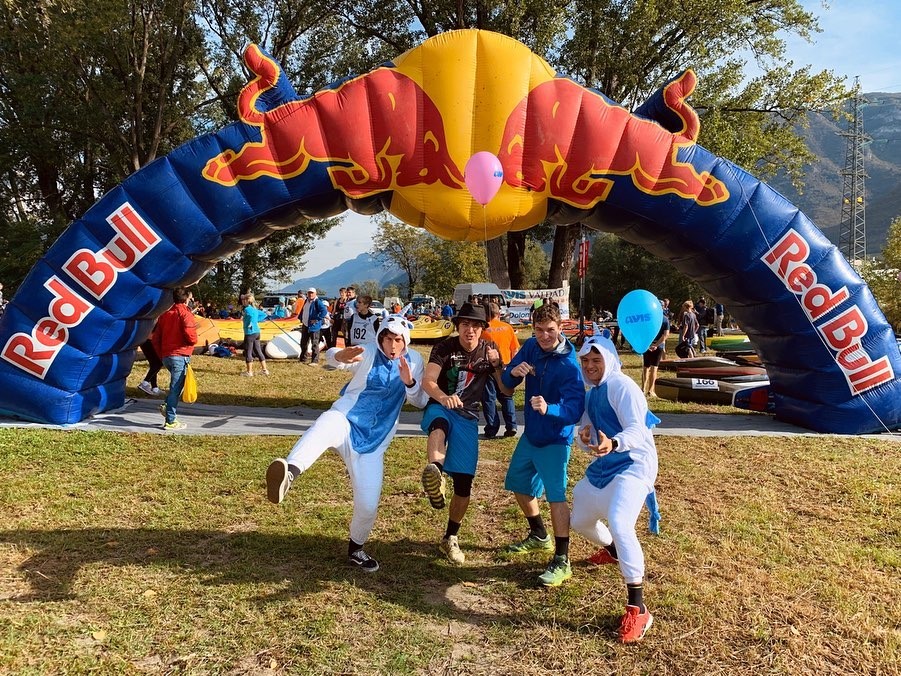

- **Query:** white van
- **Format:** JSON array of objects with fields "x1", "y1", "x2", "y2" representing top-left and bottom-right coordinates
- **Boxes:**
[{"x1": 453, "y1": 283, "x2": 506, "y2": 309}]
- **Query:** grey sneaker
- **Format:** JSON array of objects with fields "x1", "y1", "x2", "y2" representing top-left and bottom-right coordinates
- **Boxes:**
[
  {"x1": 439, "y1": 535, "x2": 465, "y2": 564},
  {"x1": 538, "y1": 554, "x2": 572, "y2": 587},
  {"x1": 348, "y1": 549, "x2": 379, "y2": 573},
  {"x1": 421, "y1": 463, "x2": 446, "y2": 509},
  {"x1": 138, "y1": 381, "x2": 155, "y2": 396},
  {"x1": 503, "y1": 532, "x2": 554, "y2": 555},
  {"x1": 266, "y1": 458, "x2": 295, "y2": 504}
]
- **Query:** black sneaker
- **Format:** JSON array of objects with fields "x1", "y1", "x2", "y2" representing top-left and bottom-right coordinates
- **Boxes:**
[
  {"x1": 503, "y1": 429, "x2": 518, "y2": 437},
  {"x1": 348, "y1": 549, "x2": 379, "y2": 573},
  {"x1": 266, "y1": 458, "x2": 294, "y2": 504}
]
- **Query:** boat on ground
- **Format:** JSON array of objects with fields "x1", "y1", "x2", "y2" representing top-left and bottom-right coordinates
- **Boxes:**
[
  {"x1": 264, "y1": 331, "x2": 304, "y2": 359},
  {"x1": 675, "y1": 365, "x2": 767, "y2": 379},
  {"x1": 659, "y1": 356, "x2": 738, "y2": 371},
  {"x1": 409, "y1": 315, "x2": 455, "y2": 341},
  {"x1": 655, "y1": 376, "x2": 770, "y2": 406},
  {"x1": 212, "y1": 317, "x2": 302, "y2": 342}
]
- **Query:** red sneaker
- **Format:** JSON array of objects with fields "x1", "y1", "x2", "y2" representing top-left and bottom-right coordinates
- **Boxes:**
[
  {"x1": 618, "y1": 605, "x2": 653, "y2": 643},
  {"x1": 587, "y1": 547, "x2": 618, "y2": 565}
]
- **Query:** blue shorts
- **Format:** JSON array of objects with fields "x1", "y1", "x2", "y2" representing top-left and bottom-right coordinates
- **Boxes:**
[
  {"x1": 420, "y1": 403, "x2": 479, "y2": 475},
  {"x1": 504, "y1": 436, "x2": 571, "y2": 502}
]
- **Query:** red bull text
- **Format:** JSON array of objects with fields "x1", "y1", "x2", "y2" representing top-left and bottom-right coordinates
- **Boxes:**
[
  {"x1": 762, "y1": 229, "x2": 894, "y2": 394},
  {"x1": 1, "y1": 203, "x2": 160, "y2": 378}
]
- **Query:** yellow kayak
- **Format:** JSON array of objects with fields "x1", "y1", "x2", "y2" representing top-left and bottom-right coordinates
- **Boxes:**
[
  {"x1": 211, "y1": 317, "x2": 302, "y2": 342},
  {"x1": 409, "y1": 315, "x2": 455, "y2": 341}
]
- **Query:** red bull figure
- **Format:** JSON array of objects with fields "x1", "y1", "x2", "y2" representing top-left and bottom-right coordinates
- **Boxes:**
[
  {"x1": 498, "y1": 70, "x2": 728, "y2": 208},
  {"x1": 203, "y1": 45, "x2": 463, "y2": 196}
]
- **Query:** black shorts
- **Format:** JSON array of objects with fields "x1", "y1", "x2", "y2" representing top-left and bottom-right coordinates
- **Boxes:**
[{"x1": 643, "y1": 346, "x2": 664, "y2": 367}]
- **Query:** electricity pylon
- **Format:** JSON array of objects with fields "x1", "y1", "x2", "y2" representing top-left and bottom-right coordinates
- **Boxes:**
[{"x1": 838, "y1": 77, "x2": 869, "y2": 264}]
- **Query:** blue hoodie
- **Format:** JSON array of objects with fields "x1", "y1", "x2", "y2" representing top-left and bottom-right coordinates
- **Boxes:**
[{"x1": 501, "y1": 336, "x2": 585, "y2": 447}]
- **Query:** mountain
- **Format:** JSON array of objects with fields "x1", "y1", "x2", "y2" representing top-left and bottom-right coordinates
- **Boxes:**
[
  {"x1": 770, "y1": 92, "x2": 901, "y2": 255},
  {"x1": 276, "y1": 253, "x2": 404, "y2": 297}
]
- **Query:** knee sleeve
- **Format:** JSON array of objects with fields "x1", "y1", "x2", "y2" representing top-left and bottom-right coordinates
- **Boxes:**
[
  {"x1": 428, "y1": 417, "x2": 450, "y2": 436},
  {"x1": 449, "y1": 472, "x2": 473, "y2": 498}
]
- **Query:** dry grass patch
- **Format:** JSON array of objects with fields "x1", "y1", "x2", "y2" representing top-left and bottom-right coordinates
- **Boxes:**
[{"x1": 1, "y1": 429, "x2": 898, "y2": 674}]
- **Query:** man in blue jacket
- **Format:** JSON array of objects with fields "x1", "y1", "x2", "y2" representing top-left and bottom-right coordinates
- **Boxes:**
[
  {"x1": 299, "y1": 287, "x2": 329, "y2": 365},
  {"x1": 499, "y1": 303, "x2": 585, "y2": 586}
]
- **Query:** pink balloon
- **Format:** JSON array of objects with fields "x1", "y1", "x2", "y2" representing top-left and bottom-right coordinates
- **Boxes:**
[{"x1": 464, "y1": 151, "x2": 504, "y2": 205}]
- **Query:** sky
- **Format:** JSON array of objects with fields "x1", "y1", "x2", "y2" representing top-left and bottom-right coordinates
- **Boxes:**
[{"x1": 294, "y1": 0, "x2": 901, "y2": 279}]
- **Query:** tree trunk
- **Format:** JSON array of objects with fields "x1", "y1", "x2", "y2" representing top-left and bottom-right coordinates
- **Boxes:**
[
  {"x1": 487, "y1": 236, "x2": 510, "y2": 287},
  {"x1": 507, "y1": 230, "x2": 527, "y2": 288},
  {"x1": 548, "y1": 223, "x2": 580, "y2": 288}
]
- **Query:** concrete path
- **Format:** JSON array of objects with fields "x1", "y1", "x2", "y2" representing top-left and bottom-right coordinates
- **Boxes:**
[{"x1": 3, "y1": 397, "x2": 897, "y2": 440}]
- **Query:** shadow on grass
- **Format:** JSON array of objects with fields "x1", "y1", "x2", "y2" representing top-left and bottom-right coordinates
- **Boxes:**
[{"x1": 0, "y1": 528, "x2": 546, "y2": 626}]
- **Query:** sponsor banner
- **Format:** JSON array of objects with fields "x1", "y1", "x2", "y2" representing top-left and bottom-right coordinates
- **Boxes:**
[{"x1": 501, "y1": 285, "x2": 570, "y2": 320}]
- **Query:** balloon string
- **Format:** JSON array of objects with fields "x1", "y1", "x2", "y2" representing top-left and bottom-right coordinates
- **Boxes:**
[{"x1": 483, "y1": 206, "x2": 489, "y2": 279}]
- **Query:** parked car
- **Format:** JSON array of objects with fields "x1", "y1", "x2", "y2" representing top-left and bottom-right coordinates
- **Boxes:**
[{"x1": 368, "y1": 300, "x2": 389, "y2": 319}]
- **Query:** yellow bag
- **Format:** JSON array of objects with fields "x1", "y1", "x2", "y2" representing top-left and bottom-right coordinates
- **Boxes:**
[{"x1": 181, "y1": 364, "x2": 198, "y2": 403}]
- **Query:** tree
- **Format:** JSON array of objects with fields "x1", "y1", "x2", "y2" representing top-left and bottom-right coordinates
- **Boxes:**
[
  {"x1": 0, "y1": 0, "x2": 208, "y2": 290},
  {"x1": 541, "y1": 0, "x2": 847, "y2": 287},
  {"x1": 353, "y1": 279, "x2": 382, "y2": 299},
  {"x1": 370, "y1": 215, "x2": 432, "y2": 296},
  {"x1": 420, "y1": 238, "x2": 486, "y2": 299},
  {"x1": 521, "y1": 239, "x2": 550, "y2": 289},
  {"x1": 860, "y1": 216, "x2": 901, "y2": 331},
  {"x1": 575, "y1": 233, "x2": 703, "y2": 317}
]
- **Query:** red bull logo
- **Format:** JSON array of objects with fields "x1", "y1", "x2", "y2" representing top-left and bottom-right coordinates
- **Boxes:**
[
  {"x1": 203, "y1": 45, "x2": 463, "y2": 196},
  {"x1": 498, "y1": 70, "x2": 729, "y2": 208}
]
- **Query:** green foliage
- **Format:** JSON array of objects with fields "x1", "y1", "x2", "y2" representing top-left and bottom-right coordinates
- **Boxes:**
[
  {"x1": 521, "y1": 238, "x2": 549, "y2": 289},
  {"x1": 371, "y1": 215, "x2": 432, "y2": 296},
  {"x1": 575, "y1": 233, "x2": 704, "y2": 314},
  {"x1": 0, "y1": 0, "x2": 852, "y2": 300},
  {"x1": 860, "y1": 217, "x2": 901, "y2": 331},
  {"x1": 420, "y1": 238, "x2": 487, "y2": 299}
]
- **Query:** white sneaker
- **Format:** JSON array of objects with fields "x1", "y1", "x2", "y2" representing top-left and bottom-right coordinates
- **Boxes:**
[
  {"x1": 240, "y1": 371, "x2": 253, "y2": 377},
  {"x1": 137, "y1": 381, "x2": 155, "y2": 396},
  {"x1": 439, "y1": 535, "x2": 465, "y2": 564},
  {"x1": 150, "y1": 387, "x2": 163, "y2": 396}
]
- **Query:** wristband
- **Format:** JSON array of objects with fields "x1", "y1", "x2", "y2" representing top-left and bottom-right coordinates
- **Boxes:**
[{"x1": 405, "y1": 378, "x2": 417, "y2": 388}]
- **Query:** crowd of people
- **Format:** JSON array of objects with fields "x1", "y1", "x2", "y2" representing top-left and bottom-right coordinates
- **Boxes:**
[
  {"x1": 128, "y1": 285, "x2": 723, "y2": 643},
  {"x1": 257, "y1": 300, "x2": 658, "y2": 643}
]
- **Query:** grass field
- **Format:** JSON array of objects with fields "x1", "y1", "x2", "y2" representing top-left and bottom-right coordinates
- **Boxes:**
[{"x1": 1, "y1": 343, "x2": 899, "y2": 674}]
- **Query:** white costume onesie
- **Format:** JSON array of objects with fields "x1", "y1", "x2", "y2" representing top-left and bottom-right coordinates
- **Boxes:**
[
  {"x1": 286, "y1": 317, "x2": 428, "y2": 544},
  {"x1": 570, "y1": 335, "x2": 659, "y2": 584}
]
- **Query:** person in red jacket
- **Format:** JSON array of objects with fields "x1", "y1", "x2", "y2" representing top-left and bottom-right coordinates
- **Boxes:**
[{"x1": 151, "y1": 287, "x2": 197, "y2": 430}]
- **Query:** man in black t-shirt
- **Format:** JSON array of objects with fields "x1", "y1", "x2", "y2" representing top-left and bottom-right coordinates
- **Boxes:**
[{"x1": 419, "y1": 302, "x2": 504, "y2": 565}]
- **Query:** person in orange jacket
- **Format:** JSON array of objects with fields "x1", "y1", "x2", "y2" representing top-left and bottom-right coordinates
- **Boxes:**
[
  {"x1": 151, "y1": 287, "x2": 197, "y2": 430},
  {"x1": 481, "y1": 302, "x2": 520, "y2": 438}
]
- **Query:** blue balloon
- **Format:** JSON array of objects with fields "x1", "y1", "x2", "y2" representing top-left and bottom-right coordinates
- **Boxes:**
[{"x1": 617, "y1": 290, "x2": 663, "y2": 354}]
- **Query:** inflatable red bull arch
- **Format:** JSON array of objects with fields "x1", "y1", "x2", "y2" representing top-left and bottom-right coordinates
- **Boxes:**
[{"x1": 1, "y1": 30, "x2": 899, "y2": 434}]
